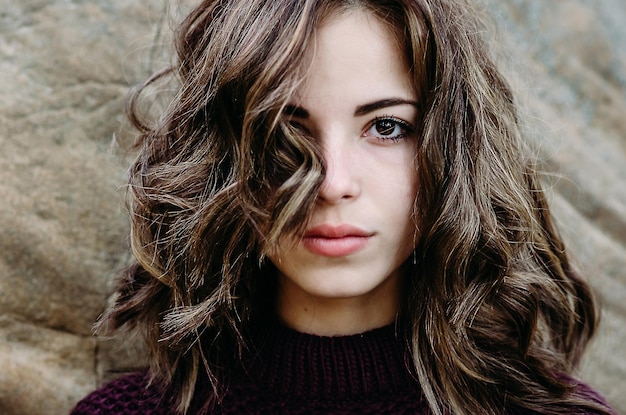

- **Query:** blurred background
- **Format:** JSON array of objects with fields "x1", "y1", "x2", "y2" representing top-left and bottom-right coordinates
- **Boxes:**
[{"x1": 0, "y1": 0, "x2": 624, "y2": 414}]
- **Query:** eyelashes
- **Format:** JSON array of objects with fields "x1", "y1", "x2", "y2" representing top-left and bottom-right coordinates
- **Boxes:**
[
  {"x1": 281, "y1": 114, "x2": 416, "y2": 143},
  {"x1": 364, "y1": 115, "x2": 415, "y2": 142}
]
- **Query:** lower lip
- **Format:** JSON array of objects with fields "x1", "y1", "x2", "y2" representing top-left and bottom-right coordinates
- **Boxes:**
[{"x1": 302, "y1": 236, "x2": 370, "y2": 257}]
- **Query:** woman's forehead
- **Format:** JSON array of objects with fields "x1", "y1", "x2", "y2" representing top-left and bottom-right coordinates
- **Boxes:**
[{"x1": 292, "y1": 10, "x2": 415, "y2": 106}]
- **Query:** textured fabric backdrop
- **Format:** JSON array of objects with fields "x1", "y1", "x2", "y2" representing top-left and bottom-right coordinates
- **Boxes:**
[{"x1": 0, "y1": 1, "x2": 624, "y2": 414}]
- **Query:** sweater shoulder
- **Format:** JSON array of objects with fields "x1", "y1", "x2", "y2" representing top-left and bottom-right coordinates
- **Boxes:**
[
  {"x1": 572, "y1": 379, "x2": 617, "y2": 415},
  {"x1": 69, "y1": 371, "x2": 172, "y2": 415}
]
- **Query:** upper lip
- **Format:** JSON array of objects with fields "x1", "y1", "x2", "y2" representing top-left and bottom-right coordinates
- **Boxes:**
[{"x1": 304, "y1": 224, "x2": 372, "y2": 238}]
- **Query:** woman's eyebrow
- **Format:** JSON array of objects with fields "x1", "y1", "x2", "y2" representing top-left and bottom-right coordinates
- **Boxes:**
[
  {"x1": 354, "y1": 98, "x2": 418, "y2": 116},
  {"x1": 283, "y1": 98, "x2": 418, "y2": 119},
  {"x1": 284, "y1": 104, "x2": 309, "y2": 118}
]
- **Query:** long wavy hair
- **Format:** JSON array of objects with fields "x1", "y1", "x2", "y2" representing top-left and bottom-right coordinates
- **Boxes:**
[{"x1": 101, "y1": 0, "x2": 610, "y2": 414}]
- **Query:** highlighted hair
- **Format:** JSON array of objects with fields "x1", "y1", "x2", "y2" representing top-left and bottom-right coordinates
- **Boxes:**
[{"x1": 101, "y1": 1, "x2": 609, "y2": 414}]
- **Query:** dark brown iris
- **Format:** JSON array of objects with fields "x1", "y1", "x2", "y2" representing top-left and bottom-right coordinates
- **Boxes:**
[{"x1": 375, "y1": 119, "x2": 395, "y2": 135}]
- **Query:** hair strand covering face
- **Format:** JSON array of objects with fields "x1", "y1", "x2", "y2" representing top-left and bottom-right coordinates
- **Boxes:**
[{"x1": 100, "y1": 0, "x2": 610, "y2": 414}]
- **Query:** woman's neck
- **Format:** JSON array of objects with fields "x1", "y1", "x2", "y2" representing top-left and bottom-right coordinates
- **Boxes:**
[{"x1": 276, "y1": 274, "x2": 400, "y2": 336}]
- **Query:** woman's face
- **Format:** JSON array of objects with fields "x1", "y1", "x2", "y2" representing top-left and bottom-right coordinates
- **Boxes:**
[{"x1": 269, "y1": 10, "x2": 418, "y2": 335}]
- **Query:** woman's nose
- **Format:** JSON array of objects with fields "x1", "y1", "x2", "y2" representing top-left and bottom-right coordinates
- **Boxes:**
[{"x1": 318, "y1": 138, "x2": 360, "y2": 204}]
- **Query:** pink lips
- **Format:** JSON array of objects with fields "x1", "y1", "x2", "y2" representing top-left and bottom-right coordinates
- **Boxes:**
[{"x1": 302, "y1": 224, "x2": 372, "y2": 257}]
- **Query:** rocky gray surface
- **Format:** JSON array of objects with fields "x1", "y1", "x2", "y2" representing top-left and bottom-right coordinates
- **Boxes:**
[{"x1": 0, "y1": 0, "x2": 624, "y2": 414}]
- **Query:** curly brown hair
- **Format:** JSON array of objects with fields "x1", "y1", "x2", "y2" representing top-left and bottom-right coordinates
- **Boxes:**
[{"x1": 100, "y1": 0, "x2": 610, "y2": 414}]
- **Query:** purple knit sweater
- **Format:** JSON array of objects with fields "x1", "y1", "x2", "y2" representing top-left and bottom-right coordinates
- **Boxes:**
[{"x1": 70, "y1": 323, "x2": 613, "y2": 415}]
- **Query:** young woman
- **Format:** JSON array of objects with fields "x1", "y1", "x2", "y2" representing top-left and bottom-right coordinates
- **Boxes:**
[{"x1": 71, "y1": 0, "x2": 615, "y2": 414}]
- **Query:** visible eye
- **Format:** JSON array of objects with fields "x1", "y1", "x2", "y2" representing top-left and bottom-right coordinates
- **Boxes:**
[{"x1": 364, "y1": 116, "x2": 414, "y2": 142}]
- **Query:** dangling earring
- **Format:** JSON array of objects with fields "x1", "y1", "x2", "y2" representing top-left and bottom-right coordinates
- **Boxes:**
[
  {"x1": 411, "y1": 203, "x2": 419, "y2": 266},
  {"x1": 412, "y1": 222, "x2": 419, "y2": 266}
]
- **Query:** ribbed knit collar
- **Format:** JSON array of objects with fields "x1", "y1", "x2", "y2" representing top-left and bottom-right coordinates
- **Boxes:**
[{"x1": 244, "y1": 322, "x2": 421, "y2": 402}]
